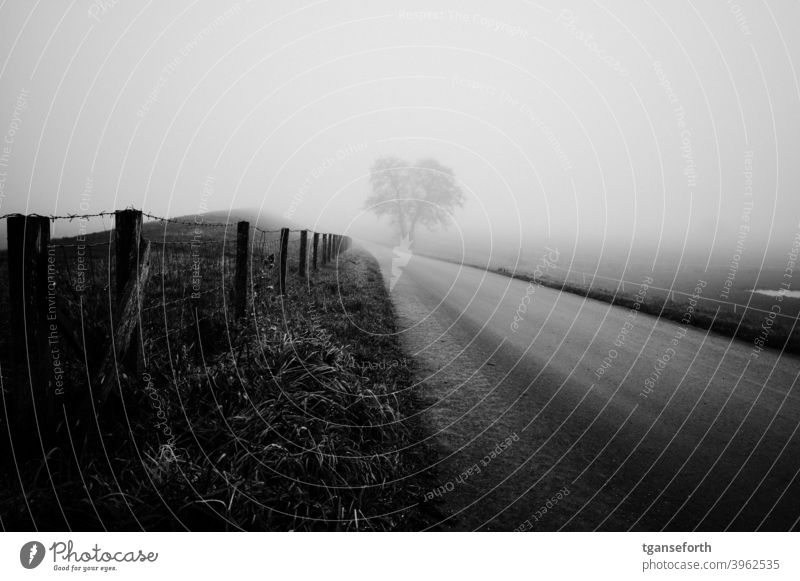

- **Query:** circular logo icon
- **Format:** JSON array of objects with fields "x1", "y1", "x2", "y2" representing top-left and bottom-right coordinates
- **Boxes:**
[{"x1": 20, "y1": 541, "x2": 46, "y2": 569}]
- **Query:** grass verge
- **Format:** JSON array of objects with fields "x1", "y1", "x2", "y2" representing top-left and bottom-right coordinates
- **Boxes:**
[
  {"x1": 405, "y1": 249, "x2": 799, "y2": 356},
  {"x1": 0, "y1": 248, "x2": 430, "y2": 531},
  {"x1": 492, "y1": 267, "x2": 800, "y2": 356}
]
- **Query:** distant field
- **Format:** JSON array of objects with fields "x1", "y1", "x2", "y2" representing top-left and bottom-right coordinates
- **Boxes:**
[
  {"x1": 501, "y1": 259, "x2": 800, "y2": 356},
  {"x1": 409, "y1": 242, "x2": 800, "y2": 356}
]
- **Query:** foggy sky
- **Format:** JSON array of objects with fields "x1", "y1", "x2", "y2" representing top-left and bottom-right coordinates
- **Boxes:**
[{"x1": 1, "y1": 0, "x2": 798, "y2": 267}]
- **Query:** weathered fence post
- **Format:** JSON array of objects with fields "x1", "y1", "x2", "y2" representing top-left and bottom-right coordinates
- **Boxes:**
[
  {"x1": 115, "y1": 209, "x2": 143, "y2": 372},
  {"x1": 115, "y1": 210, "x2": 142, "y2": 301},
  {"x1": 312, "y1": 232, "x2": 319, "y2": 271},
  {"x1": 234, "y1": 221, "x2": 249, "y2": 317},
  {"x1": 298, "y1": 230, "x2": 307, "y2": 278},
  {"x1": 321, "y1": 234, "x2": 327, "y2": 265},
  {"x1": 326, "y1": 234, "x2": 332, "y2": 263},
  {"x1": 7, "y1": 215, "x2": 54, "y2": 456},
  {"x1": 96, "y1": 240, "x2": 152, "y2": 404},
  {"x1": 279, "y1": 227, "x2": 289, "y2": 294}
]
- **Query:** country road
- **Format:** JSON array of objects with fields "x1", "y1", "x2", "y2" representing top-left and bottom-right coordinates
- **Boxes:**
[{"x1": 362, "y1": 242, "x2": 800, "y2": 531}]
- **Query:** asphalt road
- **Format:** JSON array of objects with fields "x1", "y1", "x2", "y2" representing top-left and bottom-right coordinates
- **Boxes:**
[{"x1": 363, "y1": 242, "x2": 800, "y2": 531}]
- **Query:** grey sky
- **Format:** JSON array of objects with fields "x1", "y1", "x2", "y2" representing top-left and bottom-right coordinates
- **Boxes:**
[{"x1": 1, "y1": 0, "x2": 798, "y2": 266}]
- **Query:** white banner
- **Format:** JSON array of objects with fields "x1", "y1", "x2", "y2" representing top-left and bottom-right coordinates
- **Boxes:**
[{"x1": 1, "y1": 533, "x2": 796, "y2": 580}]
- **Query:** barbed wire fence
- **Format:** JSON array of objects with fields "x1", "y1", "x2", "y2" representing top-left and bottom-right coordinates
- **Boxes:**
[{"x1": 0, "y1": 209, "x2": 351, "y2": 460}]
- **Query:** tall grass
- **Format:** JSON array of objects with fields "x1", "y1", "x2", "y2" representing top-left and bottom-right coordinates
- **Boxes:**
[{"x1": 0, "y1": 248, "x2": 429, "y2": 531}]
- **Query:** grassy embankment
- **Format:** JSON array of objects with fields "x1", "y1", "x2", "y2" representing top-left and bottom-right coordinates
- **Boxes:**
[
  {"x1": 493, "y1": 266, "x2": 800, "y2": 356},
  {"x1": 405, "y1": 247, "x2": 798, "y2": 355},
  {"x1": 0, "y1": 240, "x2": 431, "y2": 531}
]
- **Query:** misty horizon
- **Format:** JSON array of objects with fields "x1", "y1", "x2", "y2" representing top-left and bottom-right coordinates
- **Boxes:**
[{"x1": 1, "y1": 1, "x2": 798, "y2": 273}]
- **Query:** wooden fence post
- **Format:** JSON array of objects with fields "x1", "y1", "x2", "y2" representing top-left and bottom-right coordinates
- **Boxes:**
[
  {"x1": 115, "y1": 210, "x2": 142, "y2": 301},
  {"x1": 279, "y1": 227, "x2": 289, "y2": 294},
  {"x1": 312, "y1": 232, "x2": 319, "y2": 271},
  {"x1": 321, "y1": 234, "x2": 327, "y2": 265},
  {"x1": 326, "y1": 234, "x2": 332, "y2": 263},
  {"x1": 234, "y1": 221, "x2": 249, "y2": 317},
  {"x1": 96, "y1": 240, "x2": 152, "y2": 404},
  {"x1": 298, "y1": 230, "x2": 307, "y2": 278},
  {"x1": 115, "y1": 209, "x2": 143, "y2": 373},
  {"x1": 7, "y1": 215, "x2": 54, "y2": 456}
]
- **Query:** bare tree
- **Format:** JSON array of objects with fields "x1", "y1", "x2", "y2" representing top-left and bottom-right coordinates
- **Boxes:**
[{"x1": 365, "y1": 156, "x2": 465, "y2": 244}]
